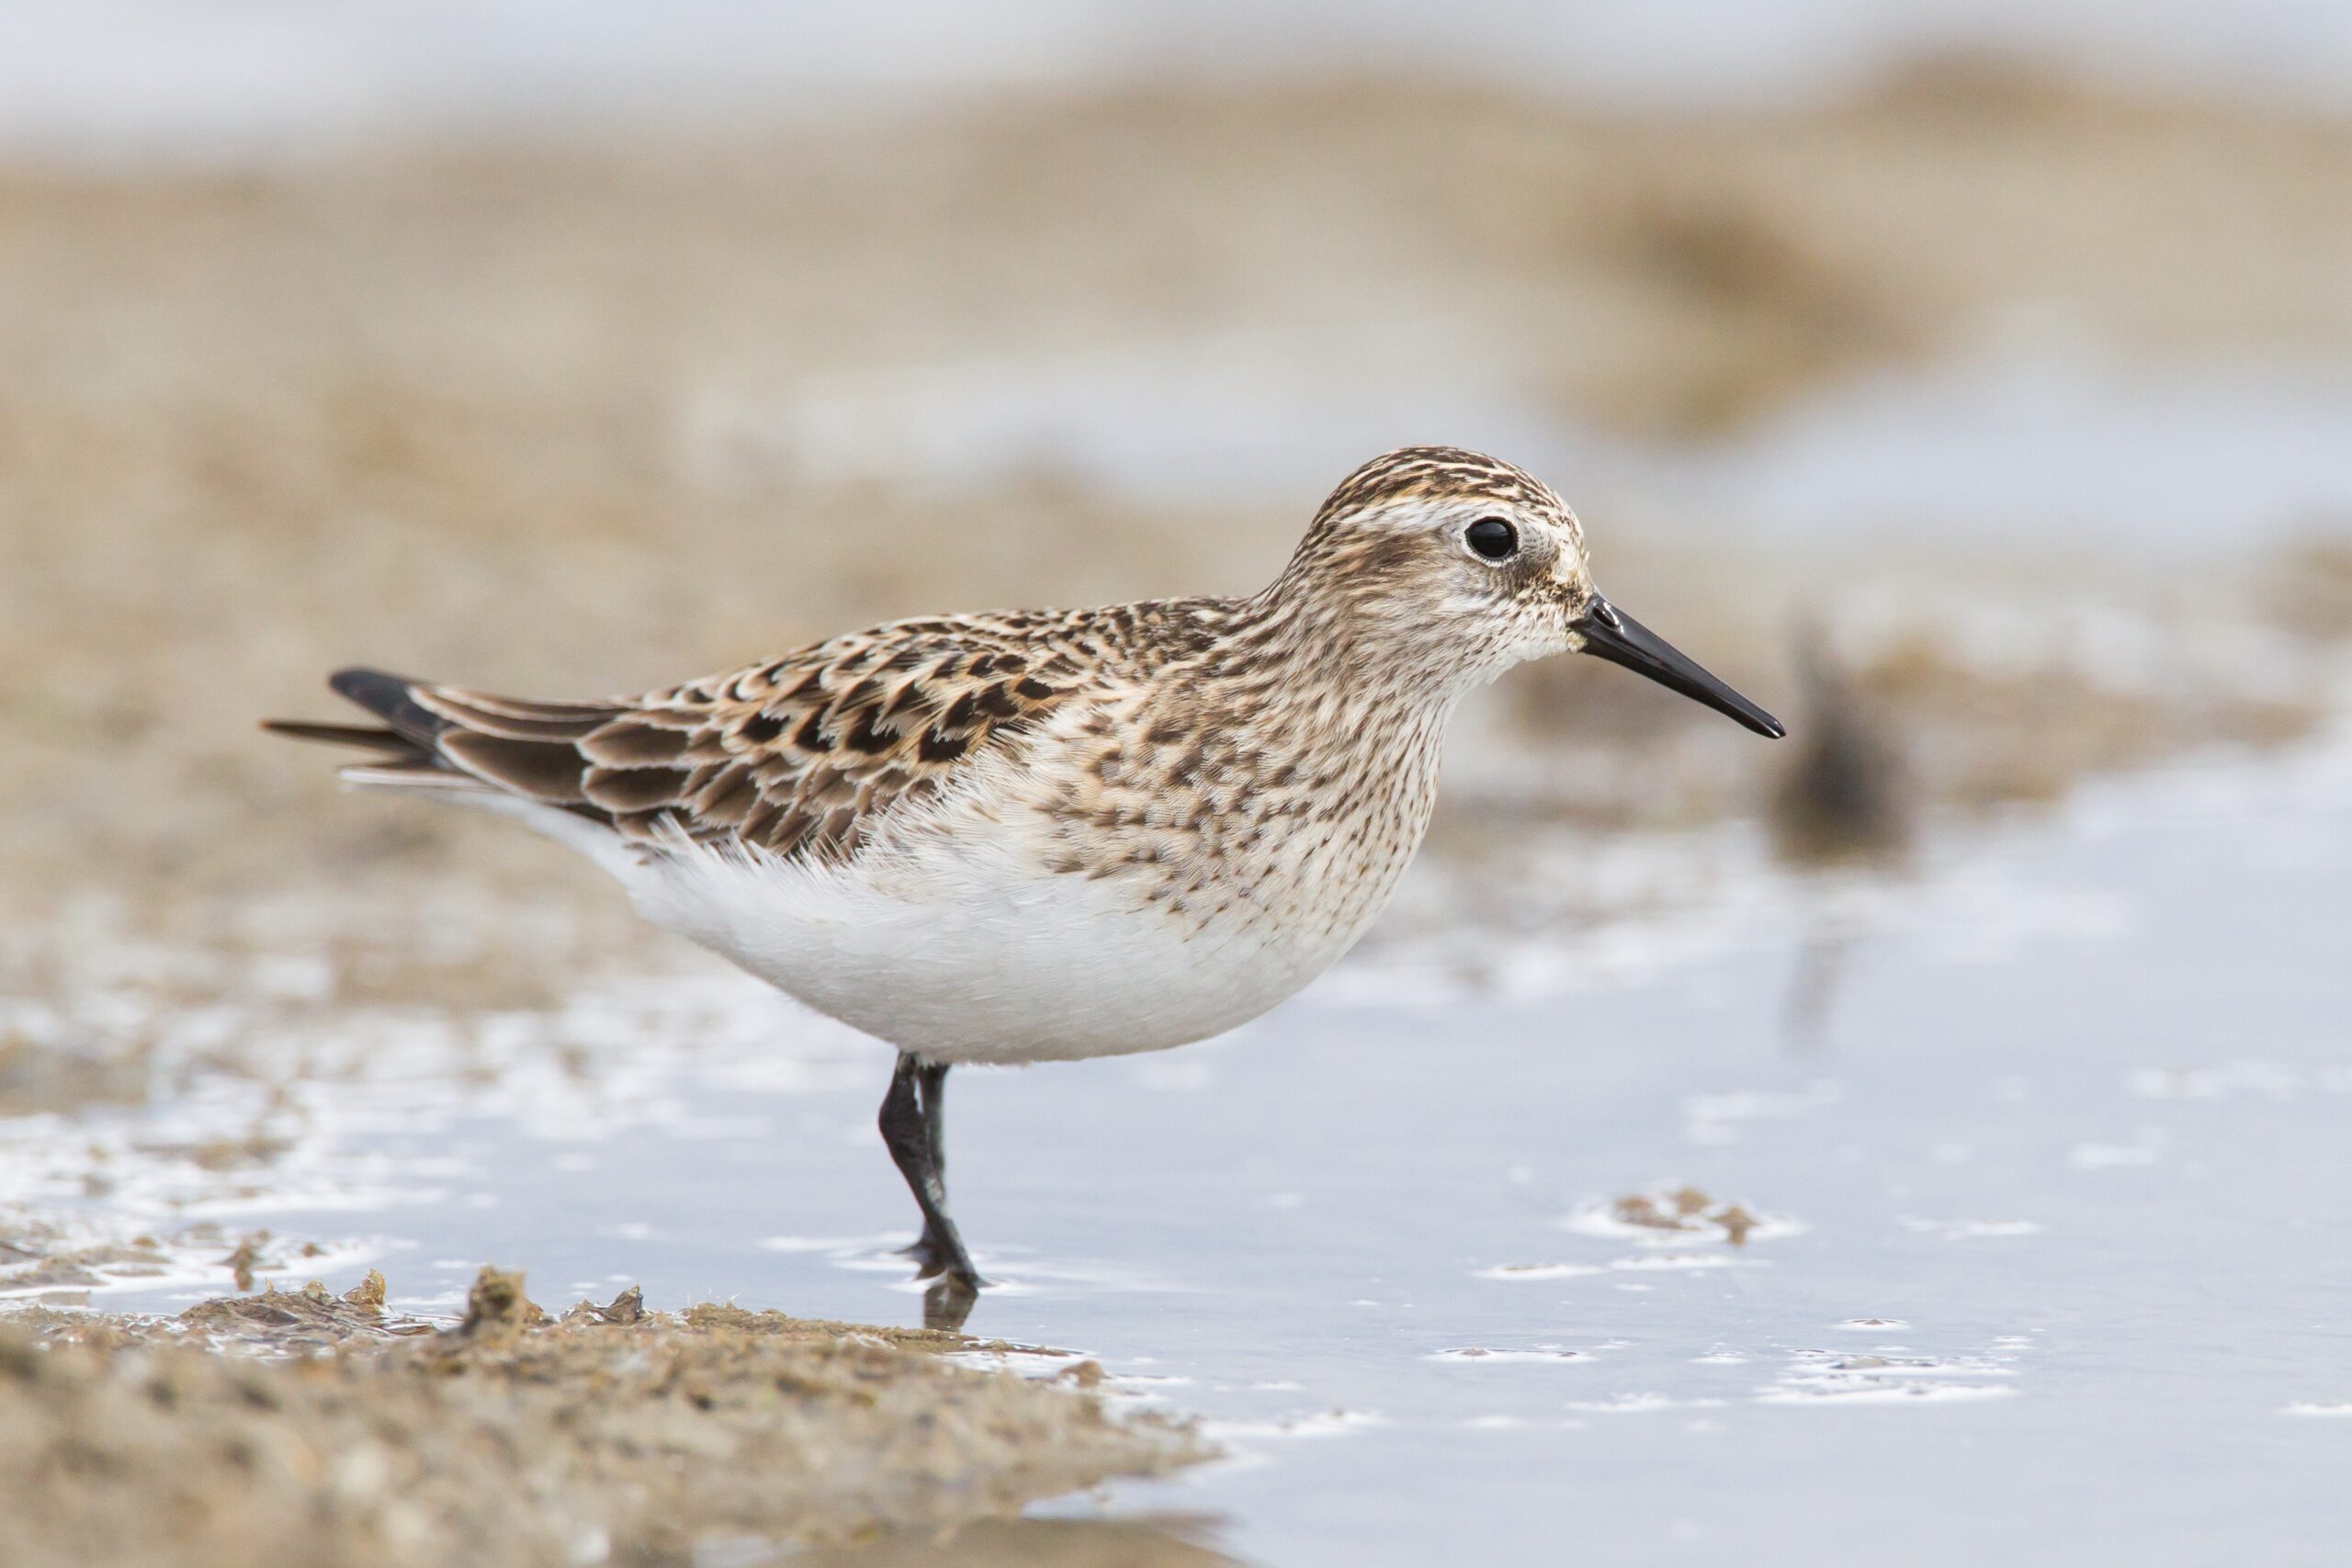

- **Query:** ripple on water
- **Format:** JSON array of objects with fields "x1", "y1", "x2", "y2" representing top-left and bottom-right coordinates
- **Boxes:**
[
  {"x1": 1898, "y1": 1217, "x2": 2046, "y2": 1240},
  {"x1": 2068, "y1": 1135, "x2": 2165, "y2": 1169},
  {"x1": 1760, "y1": 1348, "x2": 2023, "y2": 1405},
  {"x1": 1476, "y1": 1252, "x2": 1748, "y2": 1282},
  {"x1": 2127, "y1": 1063, "x2": 2301, "y2": 1100},
  {"x1": 1201, "y1": 1409, "x2": 1384, "y2": 1441},
  {"x1": 1565, "y1": 1393, "x2": 1729, "y2": 1415}
]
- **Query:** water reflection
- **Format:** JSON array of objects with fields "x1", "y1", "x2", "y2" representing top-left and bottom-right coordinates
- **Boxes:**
[{"x1": 922, "y1": 1272, "x2": 979, "y2": 1332}]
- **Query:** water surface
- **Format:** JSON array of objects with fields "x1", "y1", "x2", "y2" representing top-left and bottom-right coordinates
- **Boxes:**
[{"x1": 23, "y1": 731, "x2": 2352, "y2": 1565}]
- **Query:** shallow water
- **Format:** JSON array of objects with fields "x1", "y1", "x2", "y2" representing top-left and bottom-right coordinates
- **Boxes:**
[{"x1": 18, "y1": 728, "x2": 2352, "y2": 1563}]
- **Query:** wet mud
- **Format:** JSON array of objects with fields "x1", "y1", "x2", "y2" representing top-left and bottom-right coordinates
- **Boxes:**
[{"x1": 3, "y1": 1265, "x2": 1212, "y2": 1568}]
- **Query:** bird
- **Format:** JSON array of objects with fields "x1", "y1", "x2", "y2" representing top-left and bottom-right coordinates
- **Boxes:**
[
  {"x1": 267, "y1": 446, "x2": 1783, "y2": 1303},
  {"x1": 1769, "y1": 620, "x2": 1915, "y2": 1050},
  {"x1": 1769, "y1": 622, "x2": 1911, "y2": 872}
]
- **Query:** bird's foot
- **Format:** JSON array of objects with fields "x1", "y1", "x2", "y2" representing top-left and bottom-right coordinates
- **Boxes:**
[
  {"x1": 901, "y1": 1225, "x2": 986, "y2": 1290},
  {"x1": 909, "y1": 1245, "x2": 986, "y2": 1290}
]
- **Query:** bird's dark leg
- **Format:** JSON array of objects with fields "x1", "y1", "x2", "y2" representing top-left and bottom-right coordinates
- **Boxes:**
[
  {"x1": 878, "y1": 1053, "x2": 979, "y2": 1287},
  {"x1": 917, "y1": 1058, "x2": 948, "y2": 1194},
  {"x1": 890, "y1": 1057, "x2": 954, "y2": 1262}
]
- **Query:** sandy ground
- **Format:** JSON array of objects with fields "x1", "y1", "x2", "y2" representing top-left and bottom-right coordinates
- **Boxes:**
[{"x1": 3, "y1": 1265, "x2": 1213, "y2": 1568}]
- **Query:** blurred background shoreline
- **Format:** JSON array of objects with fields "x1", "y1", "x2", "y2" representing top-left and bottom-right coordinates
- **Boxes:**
[
  {"x1": 8, "y1": 0, "x2": 2352, "y2": 165},
  {"x1": 6, "y1": 50, "x2": 2349, "y2": 917}
]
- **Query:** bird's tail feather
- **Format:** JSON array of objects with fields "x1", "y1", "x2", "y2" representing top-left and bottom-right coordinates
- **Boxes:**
[
  {"x1": 260, "y1": 718, "x2": 413, "y2": 752},
  {"x1": 265, "y1": 665, "x2": 630, "y2": 808}
]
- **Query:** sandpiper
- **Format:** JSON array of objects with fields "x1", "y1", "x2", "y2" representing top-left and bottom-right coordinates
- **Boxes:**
[{"x1": 268, "y1": 446, "x2": 1781, "y2": 1300}]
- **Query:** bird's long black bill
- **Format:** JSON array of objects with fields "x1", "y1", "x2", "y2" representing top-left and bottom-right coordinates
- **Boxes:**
[{"x1": 1575, "y1": 597, "x2": 1786, "y2": 739}]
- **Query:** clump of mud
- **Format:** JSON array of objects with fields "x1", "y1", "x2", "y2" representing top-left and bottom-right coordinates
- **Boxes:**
[
  {"x1": 1, "y1": 1266, "x2": 1211, "y2": 1568},
  {"x1": 1610, "y1": 1188, "x2": 1761, "y2": 1247},
  {"x1": 792, "y1": 1517, "x2": 1244, "y2": 1566}
]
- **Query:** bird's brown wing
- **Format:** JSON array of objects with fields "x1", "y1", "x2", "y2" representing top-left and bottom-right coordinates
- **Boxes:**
[{"x1": 268, "y1": 617, "x2": 1083, "y2": 864}]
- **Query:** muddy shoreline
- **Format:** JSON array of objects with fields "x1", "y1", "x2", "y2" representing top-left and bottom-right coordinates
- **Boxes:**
[{"x1": 5, "y1": 1264, "x2": 1214, "y2": 1567}]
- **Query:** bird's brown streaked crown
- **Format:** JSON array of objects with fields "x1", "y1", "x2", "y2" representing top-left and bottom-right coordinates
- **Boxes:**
[{"x1": 1306, "y1": 445, "x2": 1585, "y2": 551}]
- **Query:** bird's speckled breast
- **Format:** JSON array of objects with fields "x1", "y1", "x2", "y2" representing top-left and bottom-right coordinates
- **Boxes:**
[
  {"x1": 1020, "y1": 676, "x2": 1451, "y2": 958},
  {"x1": 625, "y1": 675, "x2": 1454, "y2": 1065}
]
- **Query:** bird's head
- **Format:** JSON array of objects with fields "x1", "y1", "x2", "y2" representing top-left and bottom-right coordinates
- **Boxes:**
[{"x1": 1273, "y1": 446, "x2": 1784, "y2": 738}]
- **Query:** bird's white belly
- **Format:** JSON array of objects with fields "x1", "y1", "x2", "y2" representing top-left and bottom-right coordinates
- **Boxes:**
[{"x1": 617, "y1": 823, "x2": 1343, "y2": 1065}]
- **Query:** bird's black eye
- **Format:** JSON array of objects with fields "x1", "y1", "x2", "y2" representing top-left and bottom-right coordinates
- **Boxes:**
[{"x1": 1464, "y1": 517, "x2": 1518, "y2": 561}]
